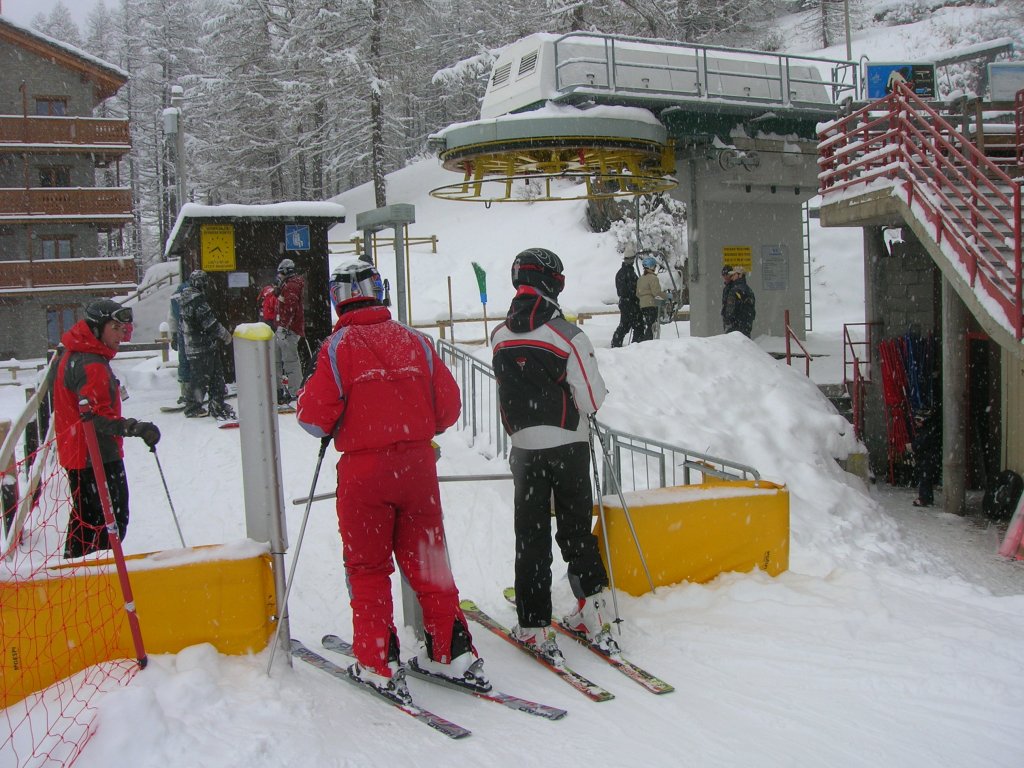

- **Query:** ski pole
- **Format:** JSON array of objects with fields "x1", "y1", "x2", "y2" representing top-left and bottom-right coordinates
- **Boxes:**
[
  {"x1": 151, "y1": 447, "x2": 186, "y2": 548},
  {"x1": 266, "y1": 434, "x2": 332, "y2": 676},
  {"x1": 590, "y1": 415, "x2": 656, "y2": 594},
  {"x1": 589, "y1": 423, "x2": 623, "y2": 633}
]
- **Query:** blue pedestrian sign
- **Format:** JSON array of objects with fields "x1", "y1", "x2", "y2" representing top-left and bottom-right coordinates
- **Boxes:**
[{"x1": 285, "y1": 224, "x2": 310, "y2": 251}]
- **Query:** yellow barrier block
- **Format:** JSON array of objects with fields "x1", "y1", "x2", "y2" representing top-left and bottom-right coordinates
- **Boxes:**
[
  {"x1": 2, "y1": 546, "x2": 276, "y2": 708},
  {"x1": 594, "y1": 480, "x2": 789, "y2": 596}
]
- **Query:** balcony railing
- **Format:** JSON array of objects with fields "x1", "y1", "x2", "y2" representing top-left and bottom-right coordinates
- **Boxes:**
[
  {"x1": 0, "y1": 188, "x2": 132, "y2": 220},
  {"x1": 0, "y1": 116, "x2": 130, "y2": 149},
  {"x1": 0, "y1": 258, "x2": 136, "y2": 290}
]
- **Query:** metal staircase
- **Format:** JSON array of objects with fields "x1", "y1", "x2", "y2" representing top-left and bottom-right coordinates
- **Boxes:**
[{"x1": 817, "y1": 82, "x2": 1022, "y2": 348}]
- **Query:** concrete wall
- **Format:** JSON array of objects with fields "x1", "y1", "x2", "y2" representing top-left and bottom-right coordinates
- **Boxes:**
[
  {"x1": 1002, "y1": 351, "x2": 1024, "y2": 477},
  {"x1": 0, "y1": 43, "x2": 100, "y2": 116},
  {"x1": 861, "y1": 226, "x2": 940, "y2": 474},
  {"x1": 674, "y1": 138, "x2": 818, "y2": 338},
  {"x1": 0, "y1": 291, "x2": 111, "y2": 359},
  {"x1": 0, "y1": 38, "x2": 107, "y2": 263}
]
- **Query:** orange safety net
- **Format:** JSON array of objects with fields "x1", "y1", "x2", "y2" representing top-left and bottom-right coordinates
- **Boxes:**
[{"x1": 1, "y1": 435, "x2": 141, "y2": 768}]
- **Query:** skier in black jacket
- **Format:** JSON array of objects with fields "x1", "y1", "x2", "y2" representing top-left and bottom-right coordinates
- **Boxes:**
[
  {"x1": 721, "y1": 265, "x2": 756, "y2": 337},
  {"x1": 179, "y1": 270, "x2": 235, "y2": 420},
  {"x1": 611, "y1": 253, "x2": 641, "y2": 347},
  {"x1": 911, "y1": 408, "x2": 942, "y2": 507},
  {"x1": 491, "y1": 247, "x2": 616, "y2": 663}
]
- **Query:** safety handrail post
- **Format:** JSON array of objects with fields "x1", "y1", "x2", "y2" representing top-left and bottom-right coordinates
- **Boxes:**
[{"x1": 1015, "y1": 182, "x2": 1022, "y2": 340}]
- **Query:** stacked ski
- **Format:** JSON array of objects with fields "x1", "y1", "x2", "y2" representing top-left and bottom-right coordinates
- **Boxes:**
[
  {"x1": 289, "y1": 639, "x2": 470, "y2": 739},
  {"x1": 321, "y1": 634, "x2": 567, "y2": 721},
  {"x1": 460, "y1": 599, "x2": 614, "y2": 702},
  {"x1": 503, "y1": 588, "x2": 674, "y2": 695}
]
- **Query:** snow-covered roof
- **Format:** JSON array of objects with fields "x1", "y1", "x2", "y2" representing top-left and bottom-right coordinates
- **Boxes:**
[
  {"x1": 164, "y1": 201, "x2": 348, "y2": 258},
  {"x1": 0, "y1": 15, "x2": 128, "y2": 82}
]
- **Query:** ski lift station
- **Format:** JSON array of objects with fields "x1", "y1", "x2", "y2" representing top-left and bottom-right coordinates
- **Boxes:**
[{"x1": 429, "y1": 31, "x2": 860, "y2": 339}]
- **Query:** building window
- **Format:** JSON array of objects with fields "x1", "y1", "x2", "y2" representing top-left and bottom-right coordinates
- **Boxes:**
[
  {"x1": 35, "y1": 97, "x2": 67, "y2": 116},
  {"x1": 46, "y1": 306, "x2": 77, "y2": 346},
  {"x1": 38, "y1": 166, "x2": 71, "y2": 187},
  {"x1": 39, "y1": 236, "x2": 73, "y2": 259}
]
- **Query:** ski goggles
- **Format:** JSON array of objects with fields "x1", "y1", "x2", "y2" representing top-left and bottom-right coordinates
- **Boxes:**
[{"x1": 110, "y1": 307, "x2": 134, "y2": 324}]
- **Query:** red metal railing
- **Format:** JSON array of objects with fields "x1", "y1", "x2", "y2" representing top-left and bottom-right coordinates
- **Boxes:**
[
  {"x1": 1016, "y1": 89, "x2": 1024, "y2": 168},
  {"x1": 819, "y1": 82, "x2": 1023, "y2": 340},
  {"x1": 842, "y1": 322, "x2": 880, "y2": 441},
  {"x1": 783, "y1": 309, "x2": 811, "y2": 376}
]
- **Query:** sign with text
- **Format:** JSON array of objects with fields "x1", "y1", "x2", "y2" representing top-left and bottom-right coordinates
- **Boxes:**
[
  {"x1": 722, "y1": 246, "x2": 752, "y2": 273},
  {"x1": 865, "y1": 63, "x2": 936, "y2": 99},
  {"x1": 200, "y1": 224, "x2": 236, "y2": 271},
  {"x1": 761, "y1": 244, "x2": 788, "y2": 291}
]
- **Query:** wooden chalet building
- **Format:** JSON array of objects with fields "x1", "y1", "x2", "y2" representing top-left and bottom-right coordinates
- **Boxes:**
[{"x1": 0, "y1": 16, "x2": 134, "y2": 359}]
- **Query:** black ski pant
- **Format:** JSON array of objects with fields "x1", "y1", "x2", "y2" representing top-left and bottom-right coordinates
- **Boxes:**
[
  {"x1": 188, "y1": 349, "x2": 227, "y2": 410},
  {"x1": 611, "y1": 302, "x2": 642, "y2": 347},
  {"x1": 63, "y1": 459, "x2": 129, "y2": 558},
  {"x1": 510, "y1": 442, "x2": 608, "y2": 628},
  {"x1": 637, "y1": 306, "x2": 659, "y2": 341}
]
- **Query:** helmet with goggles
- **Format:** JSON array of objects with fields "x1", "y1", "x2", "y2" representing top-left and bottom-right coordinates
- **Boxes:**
[
  {"x1": 329, "y1": 260, "x2": 385, "y2": 311},
  {"x1": 85, "y1": 299, "x2": 133, "y2": 339}
]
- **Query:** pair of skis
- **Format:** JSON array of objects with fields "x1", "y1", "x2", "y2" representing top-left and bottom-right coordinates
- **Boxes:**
[
  {"x1": 291, "y1": 632, "x2": 568, "y2": 741},
  {"x1": 462, "y1": 591, "x2": 673, "y2": 701},
  {"x1": 291, "y1": 593, "x2": 673, "y2": 739},
  {"x1": 216, "y1": 404, "x2": 293, "y2": 429}
]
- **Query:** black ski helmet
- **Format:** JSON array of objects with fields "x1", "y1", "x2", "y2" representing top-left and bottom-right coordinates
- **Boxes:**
[
  {"x1": 189, "y1": 269, "x2": 210, "y2": 291},
  {"x1": 278, "y1": 258, "x2": 296, "y2": 277},
  {"x1": 511, "y1": 247, "x2": 565, "y2": 296},
  {"x1": 84, "y1": 299, "x2": 132, "y2": 336}
]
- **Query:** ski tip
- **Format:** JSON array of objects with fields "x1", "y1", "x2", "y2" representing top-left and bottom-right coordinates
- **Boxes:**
[
  {"x1": 217, "y1": 421, "x2": 240, "y2": 429},
  {"x1": 502, "y1": 586, "x2": 516, "y2": 601},
  {"x1": 459, "y1": 599, "x2": 478, "y2": 611}
]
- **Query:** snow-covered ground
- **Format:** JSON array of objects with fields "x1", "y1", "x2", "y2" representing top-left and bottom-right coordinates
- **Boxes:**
[{"x1": 4, "y1": 3, "x2": 1024, "y2": 766}]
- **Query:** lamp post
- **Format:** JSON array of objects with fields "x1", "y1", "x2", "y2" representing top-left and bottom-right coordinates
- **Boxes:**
[
  {"x1": 844, "y1": 0, "x2": 853, "y2": 62},
  {"x1": 162, "y1": 85, "x2": 187, "y2": 218}
]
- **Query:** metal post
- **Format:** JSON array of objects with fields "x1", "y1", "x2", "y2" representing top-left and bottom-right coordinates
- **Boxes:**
[
  {"x1": 170, "y1": 86, "x2": 187, "y2": 212},
  {"x1": 394, "y1": 224, "x2": 408, "y2": 324},
  {"x1": 232, "y1": 324, "x2": 291, "y2": 665},
  {"x1": 843, "y1": 0, "x2": 853, "y2": 62}
]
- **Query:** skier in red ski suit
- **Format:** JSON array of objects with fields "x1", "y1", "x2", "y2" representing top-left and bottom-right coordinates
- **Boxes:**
[
  {"x1": 53, "y1": 299, "x2": 161, "y2": 557},
  {"x1": 296, "y1": 260, "x2": 487, "y2": 701}
]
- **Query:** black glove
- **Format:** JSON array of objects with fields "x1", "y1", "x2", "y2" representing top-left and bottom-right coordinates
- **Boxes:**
[
  {"x1": 123, "y1": 418, "x2": 161, "y2": 448},
  {"x1": 170, "y1": 336, "x2": 178, "y2": 351}
]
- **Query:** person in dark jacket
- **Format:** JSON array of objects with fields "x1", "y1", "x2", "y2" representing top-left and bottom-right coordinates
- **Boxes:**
[
  {"x1": 179, "y1": 270, "x2": 235, "y2": 420},
  {"x1": 168, "y1": 280, "x2": 194, "y2": 409},
  {"x1": 911, "y1": 408, "x2": 942, "y2": 507},
  {"x1": 491, "y1": 247, "x2": 617, "y2": 663},
  {"x1": 721, "y1": 265, "x2": 756, "y2": 337},
  {"x1": 611, "y1": 253, "x2": 641, "y2": 347},
  {"x1": 53, "y1": 299, "x2": 161, "y2": 558}
]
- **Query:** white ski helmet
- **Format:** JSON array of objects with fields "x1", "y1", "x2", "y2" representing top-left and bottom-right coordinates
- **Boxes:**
[
  {"x1": 278, "y1": 258, "x2": 296, "y2": 276},
  {"x1": 329, "y1": 260, "x2": 384, "y2": 311}
]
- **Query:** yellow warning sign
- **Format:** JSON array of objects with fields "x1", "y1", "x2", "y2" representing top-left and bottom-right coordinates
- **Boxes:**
[
  {"x1": 201, "y1": 224, "x2": 236, "y2": 272},
  {"x1": 722, "y1": 246, "x2": 752, "y2": 273}
]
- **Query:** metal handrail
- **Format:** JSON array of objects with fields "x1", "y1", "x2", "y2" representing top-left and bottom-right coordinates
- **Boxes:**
[
  {"x1": 552, "y1": 30, "x2": 858, "y2": 109},
  {"x1": 818, "y1": 82, "x2": 1023, "y2": 339},
  {"x1": 435, "y1": 338, "x2": 761, "y2": 491},
  {"x1": 783, "y1": 309, "x2": 811, "y2": 376}
]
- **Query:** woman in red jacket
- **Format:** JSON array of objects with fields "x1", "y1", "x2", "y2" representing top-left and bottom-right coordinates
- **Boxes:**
[{"x1": 296, "y1": 261, "x2": 486, "y2": 705}]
